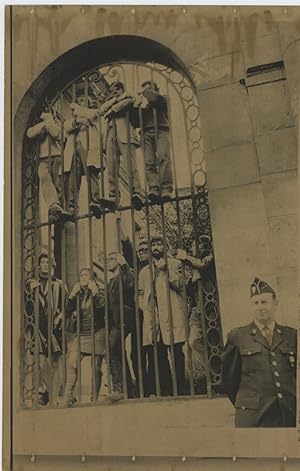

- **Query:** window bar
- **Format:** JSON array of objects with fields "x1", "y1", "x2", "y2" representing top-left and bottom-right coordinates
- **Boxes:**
[
  {"x1": 47, "y1": 133, "x2": 54, "y2": 406},
  {"x1": 136, "y1": 64, "x2": 161, "y2": 397},
  {"x1": 59, "y1": 94, "x2": 67, "y2": 390},
  {"x1": 20, "y1": 159, "x2": 26, "y2": 407},
  {"x1": 165, "y1": 80, "x2": 195, "y2": 396},
  {"x1": 125, "y1": 108, "x2": 144, "y2": 398},
  {"x1": 83, "y1": 78, "x2": 97, "y2": 403},
  {"x1": 182, "y1": 95, "x2": 212, "y2": 399},
  {"x1": 113, "y1": 117, "x2": 128, "y2": 399},
  {"x1": 149, "y1": 69, "x2": 178, "y2": 396},
  {"x1": 151, "y1": 128, "x2": 177, "y2": 395},
  {"x1": 97, "y1": 106, "x2": 111, "y2": 395},
  {"x1": 33, "y1": 148, "x2": 40, "y2": 408},
  {"x1": 72, "y1": 82, "x2": 82, "y2": 404}
]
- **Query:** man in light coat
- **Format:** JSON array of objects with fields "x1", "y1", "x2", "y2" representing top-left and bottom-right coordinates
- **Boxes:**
[
  {"x1": 27, "y1": 110, "x2": 72, "y2": 223},
  {"x1": 64, "y1": 95, "x2": 103, "y2": 218},
  {"x1": 138, "y1": 234, "x2": 187, "y2": 395}
]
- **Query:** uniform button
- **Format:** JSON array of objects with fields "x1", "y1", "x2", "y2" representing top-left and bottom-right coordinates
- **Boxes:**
[
  {"x1": 242, "y1": 406, "x2": 245, "y2": 410},
  {"x1": 275, "y1": 382, "x2": 281, "y2": 388},
  {"x1": 274, "y1": 371, "x2": 280, "y2": 377},
  {"x1": 277, "y1": 393, "x2": 283, "y2": 399},
  {"x1": 272, "y1": 361, "x2": 277, "y2": 366},
  {"x1": 248, "y1": 351, "x2": 252, "y2": 355},
  {"x1": 271, "y1": 352, "x2": 276, "y2": 357}
]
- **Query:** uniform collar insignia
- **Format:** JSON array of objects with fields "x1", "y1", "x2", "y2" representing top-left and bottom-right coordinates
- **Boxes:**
[{"x1": 276, "y1": 328, "x2": 282, "y2": 334}]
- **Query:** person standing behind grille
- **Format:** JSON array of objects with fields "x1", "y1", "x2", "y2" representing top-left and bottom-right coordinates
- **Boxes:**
[
  {"x1": 138, "y1": 234, "x2": 187, "y2": 396},
  {"x1": 26, "y1": 111, "x2": 71, "y2": 223},
  {"x1": 64, "y1": 95, "x2": 103, "y2": 218},
  {"x1": 99, "y1": 81, "x2": 143, "y2": 211},
  {"x1": 63, "y1": 268, "x2": 106, "y2": 406},
  {"x1": 27, "y1": 252, "x2": 66, "y2": 406},
  {"x1": 106, "y1": 251, "x2": 136, "y2": 401},
  {"x1": 138, "y1": 81, "x2": 173, "y2": 204}
]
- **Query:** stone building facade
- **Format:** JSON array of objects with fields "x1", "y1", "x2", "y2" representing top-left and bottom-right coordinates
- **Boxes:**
[{"x1": 6, "y1": 5, "x2": 300, "y2": 470}]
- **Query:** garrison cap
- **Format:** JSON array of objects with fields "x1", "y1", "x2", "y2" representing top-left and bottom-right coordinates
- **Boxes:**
[{"x1": 250, "y1": 277, "x2": 276, "y2": 297}]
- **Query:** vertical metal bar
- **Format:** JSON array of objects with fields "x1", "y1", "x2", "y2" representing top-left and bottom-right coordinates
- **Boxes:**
[
  {"x1": 136, "y1": 64, "x2": 161, "y2": 397},
  {"x1": 149, "y1": 69, "x2": 177, "y2": 396},
  {"x1": 97, "y1": 111, "x2": 111, "y2": 394},
  {"x1": 20, "y1": 178, "x2": 26, "y2": 407},
  {"x1": 165, "y1": 80, "x2": 195, "y2": 395},
  {"x1": 83, "y1": 79, "x2": 97, "y2": 402},
  {"x1": 181, "y1": 86, "x2": 212, "y2": 399},
  {"x1": 72, "y1": 83, "x2": 82, "y2": 404},
  {"x1": 125, "y1": 107, "x2": 144, "y2": 398},
  {"x1": 160, "y1": 203, "x2": 178, "y2": 396},
  {"x1": 59, "y1": 95, "x2": 67, "y2": 390},
  {"x1": 47, "y1": 134, "x2": 53, "y2": 406},
  {"x1": 112, "y1": 117, "x2": 128, "y2": 399},
  {"x1": 33, "y1": 149, "x2": 40, "y2": 408}
]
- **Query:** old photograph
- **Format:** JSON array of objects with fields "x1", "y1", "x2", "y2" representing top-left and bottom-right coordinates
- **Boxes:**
[{"x1": 5, "y1": 4, "x2": 300, "y2": 470}]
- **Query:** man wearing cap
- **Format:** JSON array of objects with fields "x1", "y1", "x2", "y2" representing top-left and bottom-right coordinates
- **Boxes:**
[
  {"x1": 138, "y1": 234, "x2": 187, "y2": 396},
  {"x1": 222, "y1": 277, "x2": 297, "y2": 428}
]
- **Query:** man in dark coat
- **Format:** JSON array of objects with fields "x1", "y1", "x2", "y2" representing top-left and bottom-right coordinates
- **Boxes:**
[
  {"x1": 222, "y1": 277, "x2": 296, "y2": 428},
  {"x1": 106, "y1": 251, "x2": 136, "y2": 400}
]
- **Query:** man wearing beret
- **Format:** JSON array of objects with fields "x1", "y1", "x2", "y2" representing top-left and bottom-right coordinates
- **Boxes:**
[{"x1": 222, "y1": 277, "x2": 297, "y2": 428}]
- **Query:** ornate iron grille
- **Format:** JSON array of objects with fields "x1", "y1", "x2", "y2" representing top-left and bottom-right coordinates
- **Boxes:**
[{"x1": 21, "y1": 60, "x2": 224, "y2": 408}]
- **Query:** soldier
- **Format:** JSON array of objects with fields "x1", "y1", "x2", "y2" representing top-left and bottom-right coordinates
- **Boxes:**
[{"x1": 222, "y1": 277, "x2": 297, "y2": 428}]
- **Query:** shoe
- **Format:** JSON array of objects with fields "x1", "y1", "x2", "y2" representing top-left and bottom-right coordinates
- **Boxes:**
[
  {"x1": 131, "y1": 193, "x2": 144, "y2": 210},
  {"x1": 161, "y1": 189, "x2": 173, "y2": 203},
  {"x1": 49, "y1": 204, "x2": 74, "y2": 224},
  {"x1": 148, "y1": 190, "x2": 160, "y2": 204},
  {"x1": 90, "y1": 202, "x2": 102, "y2": 219},
  {"x1": 105, "y1": 391, "x2": 124, "y2": 403},
  {"x1": 99, "y1": 197, "x2": 118, "y2": 211},
  {"x1": 38, "y1": 390, "x2": 49, "y2": 406}
]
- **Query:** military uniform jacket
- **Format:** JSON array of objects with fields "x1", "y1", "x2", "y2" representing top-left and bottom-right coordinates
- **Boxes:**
[{"x1": 222, "y1": 321, "x2": 297, "y2": 428}]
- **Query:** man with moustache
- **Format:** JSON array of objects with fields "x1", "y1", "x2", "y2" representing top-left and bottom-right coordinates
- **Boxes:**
[
  {"x1": 138, "y1": 234, "x2": 187, "y2": 396},
  {"x1": 222, "y1": 277, "x2": 297, "y2": 428}
]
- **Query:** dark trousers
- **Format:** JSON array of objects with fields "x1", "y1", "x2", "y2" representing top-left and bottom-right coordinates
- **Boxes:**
[
  {"x1": 66, "y1": 147, "x2": 100, "y2": 208},
  {"x1": 109, "y1": 326, "x2": 134, "y2": 397},
  {"x1": 143, "y1": 343, "x2": 171, "y2": 396},
  {"x1": 143, "y1": 341, "x2": 185, "y2": 396},
  {"x1": 130, "y1": 315, "x2": 146, "y2": 398},
  {"x1": 106, "y1": 127, "x2": 142, "y2": 200},
  {"x1": 144, "y1": 129, "x2": 173, "y2": 193}
]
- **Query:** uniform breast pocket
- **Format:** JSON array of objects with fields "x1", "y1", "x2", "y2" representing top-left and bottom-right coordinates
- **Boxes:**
[
  {"x1": 240, "y1": 347, "x2": 262, "y2": 373},
  {"x1": 279, "y1": 346, "x2": 296, "y2": 369}
]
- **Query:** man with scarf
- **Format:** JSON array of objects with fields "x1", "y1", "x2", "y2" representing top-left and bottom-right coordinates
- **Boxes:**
[{"x1": 27, "y1": 252, "x2": 66, "y2": 406}]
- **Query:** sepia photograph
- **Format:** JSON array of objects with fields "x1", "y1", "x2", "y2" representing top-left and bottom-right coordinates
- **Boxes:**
[{"x1": 4, "y1": 4, "x2": 300, "y2": 470}]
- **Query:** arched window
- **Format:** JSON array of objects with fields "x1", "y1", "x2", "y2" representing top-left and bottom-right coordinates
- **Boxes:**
[{"x1": 20, "y1": 36, "x2": 223, "y2": 408}]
